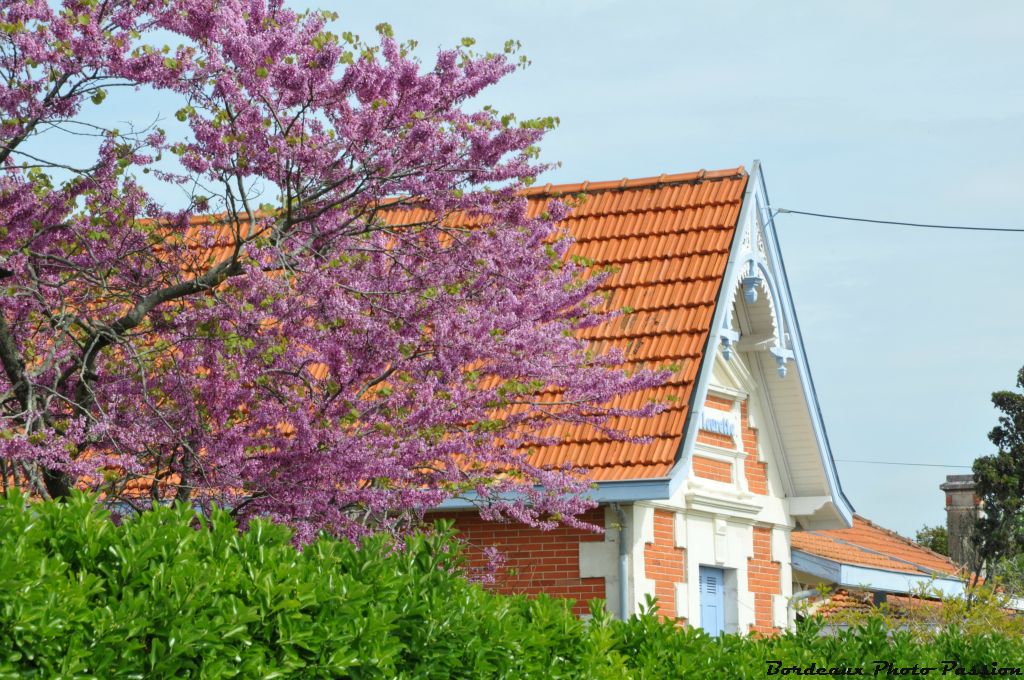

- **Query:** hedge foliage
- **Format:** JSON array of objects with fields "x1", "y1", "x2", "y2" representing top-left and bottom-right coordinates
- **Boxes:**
[{"x1": 2, "y1": 492, "x2": 1024, "y2": 678}]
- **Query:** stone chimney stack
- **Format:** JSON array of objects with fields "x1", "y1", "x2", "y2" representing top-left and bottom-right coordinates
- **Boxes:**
[{"x1": 939, "y1": 474, "x2": 978, "y2": 568}]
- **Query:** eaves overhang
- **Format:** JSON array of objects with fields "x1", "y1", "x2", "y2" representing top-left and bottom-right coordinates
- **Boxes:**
[
  {"x1": 793, "y1": 549, "x2": 968, "y2": 599},
  {"x1": 794, "y1": 549, "x2": 1024, "y2": 611},
  {"x1": 435, "y1": 469, "x2": 687, "y2": 510}
]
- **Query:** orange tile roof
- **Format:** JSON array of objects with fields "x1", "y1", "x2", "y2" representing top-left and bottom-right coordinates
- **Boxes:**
[
  {"x1": 792, "y1": 515, "x2": 961, "y2": 577},
  {"x1": 174, "y1": 168, "x2": 747, "y2": 483},
  {"x1": 385, "y1": 168, "x2": 749, "y2": 481},
  {"x1": 812, "y1": 589, "x2": 880, "y2": 617},
  {"x1": 810, "y1": 588, "x2": 942, "y2": 620}
]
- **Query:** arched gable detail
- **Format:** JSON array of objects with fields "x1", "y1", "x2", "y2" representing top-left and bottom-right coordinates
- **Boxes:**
[{"x1": 720, "y1": 221, "x2": 794, "y2": 379}]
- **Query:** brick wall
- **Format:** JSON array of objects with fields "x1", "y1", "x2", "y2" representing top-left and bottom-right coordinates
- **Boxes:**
[
  {"x1": 740, "y1": 401, "x2": 768, "y2": 495},
  {"x1": 695, "y1": 429, "x2": 734, "y2": 448},
  {"x1": 440, "y1": 508, "x2": 606, "y2": 616},
  {"x1": 645, "y1": 509, "x2": 686, "y2": 622},
  {"x1": 705, "y1": 394, "x2": 733, "y2": 409},
  {"x1": 748, "y1": 526, "x2": 781, "y2": 634},
  {"x1": 691, "y1": 455, "x2": 733, "y2": 483},
  {"x1": 698, "y1": 396, "x2": 769, "y2": 495},
  {"x1": 697, "y1": 395, "x2": 735, "y2": 448}
]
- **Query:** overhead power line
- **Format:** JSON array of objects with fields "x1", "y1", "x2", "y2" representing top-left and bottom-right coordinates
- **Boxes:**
[
  {"x1": 835, "y1": 458, "x2": 971, "y2": 469},
  {"x1": 776, "y1": 208, "x2": 1024, "y2": 233}
]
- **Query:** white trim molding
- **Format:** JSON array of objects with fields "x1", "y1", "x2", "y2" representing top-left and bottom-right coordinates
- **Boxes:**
[
  {"x1": 790, "y1": 550, "x2": 1024, "y2": 610},
  {"x1": 683, "y1": 477, "x2": 765, "y2": 518},
  {"x1": 693, "y1": 161, "x2": 854, "y2": 528}
]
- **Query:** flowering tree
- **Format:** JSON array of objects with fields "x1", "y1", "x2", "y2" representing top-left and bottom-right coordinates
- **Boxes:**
[{"x1": 0, "y1": 0, "x2": 663, "y2": 541}]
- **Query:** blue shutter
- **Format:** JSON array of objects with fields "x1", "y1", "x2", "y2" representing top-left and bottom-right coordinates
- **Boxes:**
[{"x1": 699, "y1": 566, "x2": 725, "y2": 637}]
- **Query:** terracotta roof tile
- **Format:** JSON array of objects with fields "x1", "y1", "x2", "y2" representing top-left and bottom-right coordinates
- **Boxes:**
[
  {"x1": 809, "y1": 588, "x2": 949, "y2": 622},
  {"x1": 387, "y1": 168, "x2": 748, "y2": 481},
  {"x1": 814, "y1": 589, "x2": 878, "y2": 617},
  {"x1": 186, "y1": 168, "x2": 747, "y2": 483},
  {"x1": 793, "y1": 515, "x2": 962, "y2": 577}
]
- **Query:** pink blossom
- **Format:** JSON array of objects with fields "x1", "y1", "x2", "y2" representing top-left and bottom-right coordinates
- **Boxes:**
[{"x1": 0, "y1": 0, "x2": 667, "y2": 542}]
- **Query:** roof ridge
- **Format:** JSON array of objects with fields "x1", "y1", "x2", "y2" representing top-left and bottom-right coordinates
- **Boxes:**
[
  {"x1": 522, "y1": 167, "x2": 747, "y2": 198},
  {"x1": 181, "y1": 168, "x2": 748, "y2": 227}
]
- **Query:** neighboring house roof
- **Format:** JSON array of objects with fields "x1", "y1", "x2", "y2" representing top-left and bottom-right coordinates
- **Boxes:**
[
  {"x1": 796, "y1": 518, "x2": 1024, "y2": 620},
  {"x1": 792, "y1": 514, "x2": 971, "y2": 599},
  {"x1": 812, "y1": 588, "x2": 879, "y2": 617},
  {"x1": 793, "y1": 515, "x2": 959, "y2": 577},
  {"x1": 808, "y1": 588, "x2": 944, "y2": 621},
  {"x1": 389, "y1": 168, "x2": 750, "y2": 481}
]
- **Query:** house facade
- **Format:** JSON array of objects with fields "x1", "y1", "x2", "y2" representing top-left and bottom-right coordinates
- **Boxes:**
[{"x1": 436, "y1": 162, "x2": 854, "y2": 636}]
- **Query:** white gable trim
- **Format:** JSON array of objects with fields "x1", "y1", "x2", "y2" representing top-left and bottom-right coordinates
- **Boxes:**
[
  {"x1": 663, "y1": 167, "x2": 758, "y2": 498},
  {"x1": 670, "y1": 161, "x2": 853, "y2": 527},
  {"x1": 751, "y1": 165, "x2": 853, "y2": 525}
]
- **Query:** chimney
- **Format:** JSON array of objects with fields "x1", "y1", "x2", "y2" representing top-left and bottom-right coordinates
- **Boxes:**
[{"x1": 939, "y1": 474, "x2": 978, "y2": 568}]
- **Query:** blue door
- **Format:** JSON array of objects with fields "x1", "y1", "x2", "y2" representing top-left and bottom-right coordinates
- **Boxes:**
[{"x1": 699, "y1": 566, "x2": 725, "y2": 637}]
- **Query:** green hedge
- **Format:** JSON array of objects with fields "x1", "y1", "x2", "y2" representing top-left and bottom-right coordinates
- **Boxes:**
[{"x1": 1, "y1": 492, "x2": 1023, "y2": 678}]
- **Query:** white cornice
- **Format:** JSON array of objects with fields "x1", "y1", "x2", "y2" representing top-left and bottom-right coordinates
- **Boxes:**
[
  {"x1": 683, "y1": 478, "x2": 764, "y2": 517},
  {"x1": 787, "y1": 496, "x2": 832, "y2": 516},
  {"x1": 707, "y1": 383, "x2": 749, "y2": 402}
]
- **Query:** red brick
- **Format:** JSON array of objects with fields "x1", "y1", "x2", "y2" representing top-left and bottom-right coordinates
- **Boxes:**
[
  {"x1": 691, "y1": 455, "x2": 732, "y2": 483},
  {"x1": 644, "y1": 510, "x2": 686, "y2": 622},
  {"x1": 747, "y1": 525, "x2": 781, "y2": 635},
  {"x1": 696, "y1": 430, "x2": 734, "y2": 449},
  {"x1": 705, "y1": 395, "x2": 734, "y2": 409},
  {"x1": 436, "y1": 508, "x2": 605, "y2": 616},
  {"x1": 740, "y1": 401, "x2": 768, "y2": 495}
]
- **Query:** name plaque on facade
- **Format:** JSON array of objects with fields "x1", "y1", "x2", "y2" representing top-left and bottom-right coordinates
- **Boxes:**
[{"x1": 699, "y1": 410, "x2": 739, "y2": 438}]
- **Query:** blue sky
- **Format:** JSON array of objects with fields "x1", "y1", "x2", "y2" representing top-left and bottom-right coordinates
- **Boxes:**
[
  {"x1": 328, "y1": 0, "x2": 1024, "y2": 537},
  {"x1": 28, "y1": 1, "x2": 1024, "y2": 538}
]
